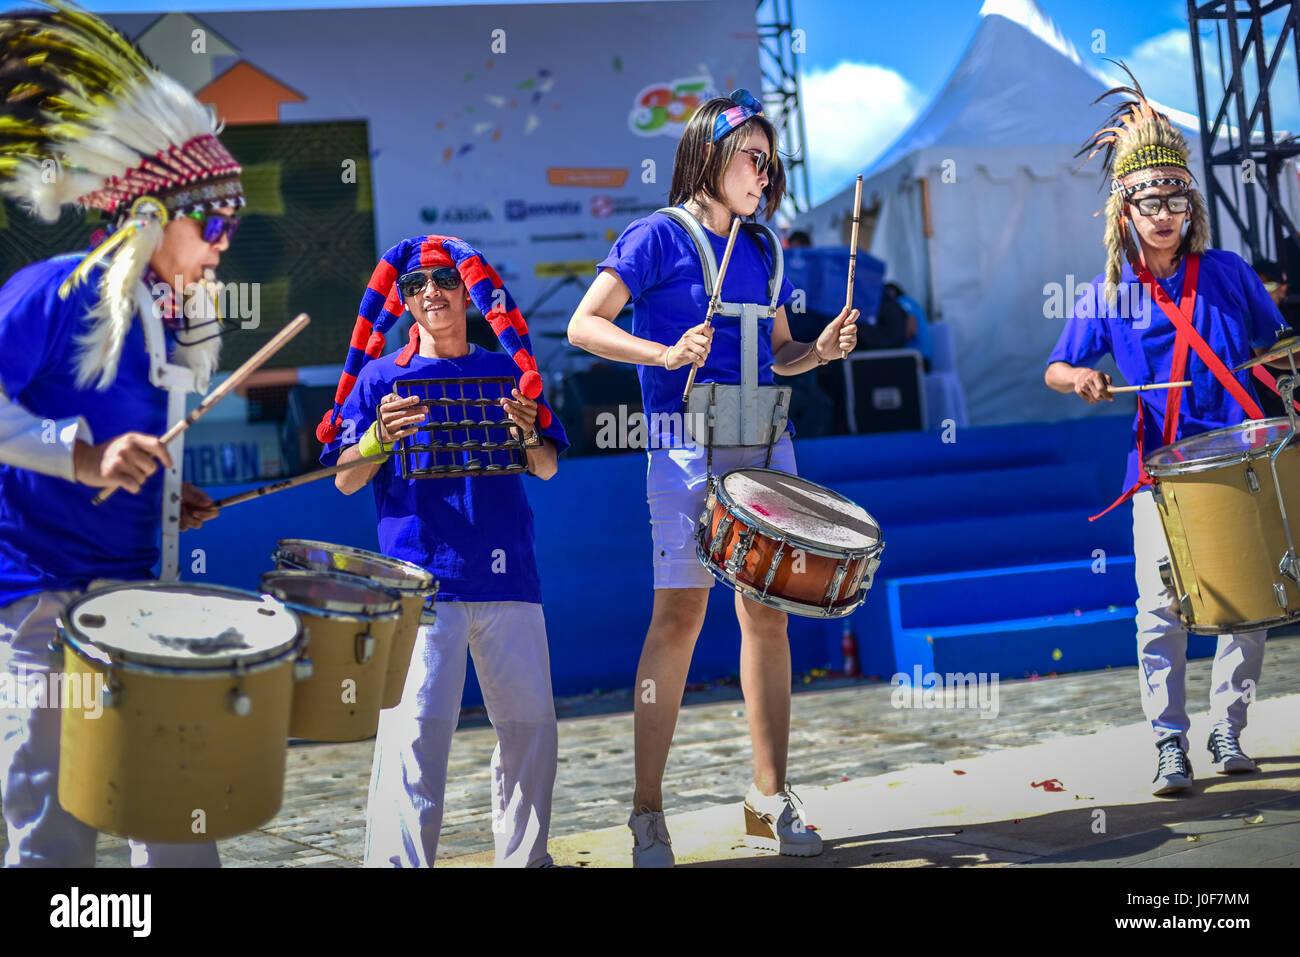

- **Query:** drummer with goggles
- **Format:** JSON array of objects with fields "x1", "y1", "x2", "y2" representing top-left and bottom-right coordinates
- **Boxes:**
[{"x1": 1046, "y1": 74, "x2": 1289, "y2": 797}]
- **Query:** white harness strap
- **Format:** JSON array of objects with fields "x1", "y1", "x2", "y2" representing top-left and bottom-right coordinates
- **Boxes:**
[
  {"x1": 135, "y1": 285, "x2": 200, "y2": 582},
  {"x1": 657, "y1": 207, "x2": 789, "y2": 449}
]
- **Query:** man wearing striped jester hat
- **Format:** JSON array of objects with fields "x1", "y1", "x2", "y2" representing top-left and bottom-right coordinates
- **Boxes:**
[
  {"x1": 320, "y1": 234, "x2": 568, "y2": 867},
  {"x1": 0, "y1": 1, "x2": 250, "y2": 867},
  {"x1": 1047, "y1": 63, "x2": 1290, "y2": 796}
]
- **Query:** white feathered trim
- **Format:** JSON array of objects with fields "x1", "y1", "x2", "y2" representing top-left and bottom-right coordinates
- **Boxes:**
[
  {"x1": 168, "y1": 285, "x2": 223, "y2": 393},
  {"x1": 74, "y1": 219, "x2": 162, "y2": 390}
]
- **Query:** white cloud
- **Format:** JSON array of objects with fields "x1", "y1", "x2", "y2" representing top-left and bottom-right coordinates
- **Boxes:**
[
  {"x1": 1115, "y1": 28, "x2": 1300, "y2": 136},
  {"x1": 800, "y1": 60, "x2": 925, "y2": 206}
]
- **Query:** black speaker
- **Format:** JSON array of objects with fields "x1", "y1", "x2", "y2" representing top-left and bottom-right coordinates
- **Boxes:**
[
  {"x1": 843, "y1": 349, "x2": 925, "y2": 434},
  {"x1": 775, "y1": 370, "x2": 839, "y2": 439},
  {"x1": 559, "y1": 364, "x2": 644, "y2": 456}
]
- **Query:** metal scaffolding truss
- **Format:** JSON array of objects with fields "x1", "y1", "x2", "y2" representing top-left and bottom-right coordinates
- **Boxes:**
[
  {"x1": 1187, "y1": 0, "x2": 1300, "y2": 271},
  {"x1": 755, "y1": 0, "x2": 811, "y2": 217}
]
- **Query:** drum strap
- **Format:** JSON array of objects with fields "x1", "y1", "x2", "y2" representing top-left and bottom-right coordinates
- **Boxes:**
[{"x1": 1091, "y1": 255, "x2": 1265, "y2": 521}]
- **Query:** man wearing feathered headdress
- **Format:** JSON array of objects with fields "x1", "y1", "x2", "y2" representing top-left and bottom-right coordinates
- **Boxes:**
[
  {"x1": 1046, "y1": 65, "x2": 1289, "y2": 796},
  {"x1": 319, "y1": 234, "x2": 568, "y2": 867},
  {"x1": 0, "y1": 2, "x2": 245, "y2": 866}
]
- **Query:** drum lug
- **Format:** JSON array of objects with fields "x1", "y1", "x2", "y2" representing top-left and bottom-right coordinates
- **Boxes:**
[
  {"x1": 228, "y1": 688, "x2": 253, "y2": 717},
  {"x1": 725, "y1": 527, "x2": 758, "y2": 577},
  {"x1": 100, "y1": 674, "x2": 122, "y2": 710},
  {"x1": 1280, "y1": 550, "x2": 1300, "y2": 585},
  {"x1": 355, "y1": 633, "x2": 376, "y2": 665},
  {"x1": 294, "y1": 656, "x2": 315, "y2": 681},
  {"x1": 709, "y1": 514, "x2": 735, "y2": 559},
  {"x1": 1275, "y1": 582, "x2": 1289, "y2": 610},
  {"x1": 1246, "y1": 466, "x2": 1261, "y2": 494},
  {"x1": 823, "y1": 562, "x2": 849, "y2": 614},
  {"x1": 1157, "y1": 558, "x2": 1176, "y2": 592},
  {"x1": 760, "y1": 540, "x2": 787, "y2": 598},
  {"x1": 1151, "y1": 484, "x2": 1165, "y2": 507}
]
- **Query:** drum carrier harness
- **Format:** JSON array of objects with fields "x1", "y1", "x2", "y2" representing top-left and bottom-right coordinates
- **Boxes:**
[{"x1": 657, "y1": 206, "x2": 791, "y2": 488}]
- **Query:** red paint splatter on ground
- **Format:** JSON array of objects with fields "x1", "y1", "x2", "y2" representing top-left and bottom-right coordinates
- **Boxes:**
[
  {"x1": 1032, "y1": 779, "x2": 1066, "y2": 792},
  {"x1": 953, "y1": 770, "x2": 966, "y2": 775}
]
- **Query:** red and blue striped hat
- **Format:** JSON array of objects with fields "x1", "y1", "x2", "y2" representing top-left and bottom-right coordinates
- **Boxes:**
[{"x1": 317, "y1": 234, "x2": 552, "y2": 444}]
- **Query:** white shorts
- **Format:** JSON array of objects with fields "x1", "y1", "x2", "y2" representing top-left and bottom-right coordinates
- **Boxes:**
[{"x1": 646, "y1": 433, "x2": 797, "y2": 590}]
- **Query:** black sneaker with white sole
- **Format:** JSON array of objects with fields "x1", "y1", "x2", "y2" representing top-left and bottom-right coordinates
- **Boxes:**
[
  {"x1": 1207, "y1": 726, "x2": 1258, "y2": 774},
  {"x1": 1152, "y1": 735, "x2": 1193, "y2": 795}
]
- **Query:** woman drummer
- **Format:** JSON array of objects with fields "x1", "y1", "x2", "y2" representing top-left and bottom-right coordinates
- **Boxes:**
[{"x1": 567, "y1": 89, "x2": 858, "y2": 866}]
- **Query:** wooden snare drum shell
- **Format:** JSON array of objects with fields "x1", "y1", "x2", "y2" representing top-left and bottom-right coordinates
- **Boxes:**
[
  {"x1": 290, "y1": 611, "x2": 397, "y2": 742},
  {"x1": 700, "y1": 497, "x2": 868, "y2": 612},
  {"x1": 1155, "y1": 445, "x2": 1300, "y2": 631},
  {"x1": 58, "y1": 646, "x2": 294, "y2": 843}
]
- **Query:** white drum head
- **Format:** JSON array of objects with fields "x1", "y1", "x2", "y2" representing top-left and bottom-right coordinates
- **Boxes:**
[
  {"x1": 720, "y1": 469, "x2": 880, "y2": 552},
  {"x1": 260, "y1": 570, "x2": 402, "y2": 617},
  {"x1": 64, "y1": 583, "x2": 299, "y2": 670}
]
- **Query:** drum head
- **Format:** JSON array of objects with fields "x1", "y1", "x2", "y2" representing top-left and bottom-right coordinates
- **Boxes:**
[
  {"x1": 1145, "y1": 418, "x2": 1293, "y2": 474},
  {"x1": 719, "y1": 469, "x2": 880, "y2": 552},
  {"x1": 273, "y1": 539, "x2": 435, "y2": 596},
  {"x1": 63, "y1": 583, "x2": 299, "y2": 670},
  {"x1": 260, "y1": 570, "x2": 402, "y2": 617}
]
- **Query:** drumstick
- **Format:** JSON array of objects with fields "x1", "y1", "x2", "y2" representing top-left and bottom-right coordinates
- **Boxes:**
[
  {"x1": 211, "y1": 453, "x2": 387, "y2": 509},
  {"x1": 682, "y1": 216, "x2": 742, "y2": 404},
  {"x1": 1109, "y1": 380, "x2": 1192, "y2": 393},
  {"x1": 842, "y1": 174, "x2": 864, "y2": 359},
  {"x1": 92, "y1": 313, "x2": 311, "y2": 505}
]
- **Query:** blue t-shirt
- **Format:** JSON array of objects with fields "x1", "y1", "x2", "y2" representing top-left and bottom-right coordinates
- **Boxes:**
[
  {"x1": 0, "y1": 255, "x2": 170, "y2": 603},
  {"x1": 1048, "y1": 249, "x2": 1286, "y2": 491},
  {"x1": 320, "y1": 346, "x2": 569, "y2": 604},
  {"x1": 597, "y1": 210, "x2": 795, "y2": 443}
]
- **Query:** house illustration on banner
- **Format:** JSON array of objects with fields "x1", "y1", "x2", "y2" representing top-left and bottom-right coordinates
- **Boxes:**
[{"x1": 134, "y1": 12, "x2": 305, "y2": 125}]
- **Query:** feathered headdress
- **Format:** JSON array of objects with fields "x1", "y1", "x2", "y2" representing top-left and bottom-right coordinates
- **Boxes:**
[
  {"x1": 316, "y1": 234, "x2": 553, "y2": 445},
  {"x1": 1077, "y1": 61, "x2": 1210, "y2": 305},
  {"x1": 0, "y1": 1, "x2": 244, "y2": 389}
]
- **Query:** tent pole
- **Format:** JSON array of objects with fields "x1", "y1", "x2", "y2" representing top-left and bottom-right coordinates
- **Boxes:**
[{"x1": 920, "y1": 175, "x2": 942, "y2": 320}]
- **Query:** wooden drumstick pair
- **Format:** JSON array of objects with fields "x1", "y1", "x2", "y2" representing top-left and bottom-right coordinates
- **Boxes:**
[
  {"x1": 682, "y1": 217, "x2": 743, "y2": 404},
  {"x1": 1109, "y1": 380, "x2": 1192, "y2": 394},
  {"x1": 92, "y1": 313, "x2": 311, "y2": 505}
]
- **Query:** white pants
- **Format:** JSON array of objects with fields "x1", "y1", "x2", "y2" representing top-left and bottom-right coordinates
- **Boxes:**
[
  {"x1": 0, "y1": 591, "x2": 219, "y2": 868},
  {"x1": 364, "y1": 601, "x2": 557, "y2": 868},
  {"x1": 1132, "y1": 490, "x2": 1267, "y2": 751}
]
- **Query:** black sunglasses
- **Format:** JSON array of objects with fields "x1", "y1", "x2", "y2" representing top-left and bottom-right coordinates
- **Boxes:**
[
  {"x1": 186, "y1": 210, "x2": 240, "y2": 244},
  {"x1": 397, "y1": 267, "x2": 461, "y2": 299},
  {"x1": 1129, "y1": 193, "x2": 1191, "y2": 217},
  {"x1": 739, "y1": 147, "x2": 773, "y2": 176}
]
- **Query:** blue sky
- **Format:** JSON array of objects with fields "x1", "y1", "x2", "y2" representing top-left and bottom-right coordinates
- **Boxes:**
[{"x1": 10, "y1": 0, "x2": 1297, "y2": 204}]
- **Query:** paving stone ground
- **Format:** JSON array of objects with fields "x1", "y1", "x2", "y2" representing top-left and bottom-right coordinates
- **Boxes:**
[{"x1": 3, "y1": 633, "x2": 1298, "y2": 867}]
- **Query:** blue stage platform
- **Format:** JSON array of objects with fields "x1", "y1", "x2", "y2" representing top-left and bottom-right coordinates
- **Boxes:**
[{"x1": 184, "y1": 413, "x2": 1203, "y2": 705}]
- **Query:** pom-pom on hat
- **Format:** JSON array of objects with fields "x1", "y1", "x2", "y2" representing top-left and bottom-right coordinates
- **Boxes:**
[{"x1": 317, "y1": 234, "x2": 553, "y2": 444}]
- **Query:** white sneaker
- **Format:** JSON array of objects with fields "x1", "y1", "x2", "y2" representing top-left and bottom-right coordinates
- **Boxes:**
[
  {"x1": 1207, "y1": 725, "x2": 1258, "y2": 774},
  {"x1": 628, "y1": 806, "x2": 675, "y2": 868},
  {"x1": 744, "y1": 782, "x2": 823, "y2": 857}
]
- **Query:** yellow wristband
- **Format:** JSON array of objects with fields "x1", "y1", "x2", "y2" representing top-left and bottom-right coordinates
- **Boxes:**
[{"x1": 359, "y1": 420, "x2": 393, "y2": 460}]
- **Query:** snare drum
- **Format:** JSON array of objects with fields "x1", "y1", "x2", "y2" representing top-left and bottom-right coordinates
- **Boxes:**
[
  {"x1": 1146, "y1": 417, "x2": 1300, "y2": 633},
  {"x1": 260, "y1": 570, "x2": 402, "y2": 742},
  {"x1": 273, "y1": 540, "x2": 437, "y2": 709},
  {"x1": 55, "y1": 582, "x2": 302, "y2": 843},
  {"x1": 697, "y1": 468, "x2": 885, "y2": 618}
]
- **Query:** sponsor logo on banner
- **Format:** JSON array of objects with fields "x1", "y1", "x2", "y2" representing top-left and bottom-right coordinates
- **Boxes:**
[
  {"x1": 535, "y1": 260, "x2": 601, "y2": 278},
  {"x1": 421, "y1": 205, "x2": 493, "y2": 225},
  {"x1": 547, "y1": 167, "x2": 629, "y2": 188},
  {"x1": 591, "y1": 195, "x2": 662, "y2": 219},
  {"x1": 529, "y1": 231, "x2": 597, "y2": 243},
  {"x1": 629, "y1": 74, "x2": 717, "y2": 137},
  {"x1": 505, "y1": 199, "x2": 582, "y2": 221}
]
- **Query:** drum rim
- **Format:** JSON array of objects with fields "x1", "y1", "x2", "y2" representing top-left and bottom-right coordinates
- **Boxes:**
[
  {"x1": 259, "y1": 570, "x2": 404, "y2": 618},
  {"x1": 1144, "y1": 417, "x2": 1295, "y2": 475},
  {"x1": 714, "y1": 467, "x2": 883, "y2": 555},
  {"x1": 273, "y1": 539, "x2": 436, "y2": 595},
  {"x1": 58, "y1": 582, "x2": 302, "y2": 672},
  {"x1": 1184, "y1": 607, "x2": 1300, "y2": 634}
]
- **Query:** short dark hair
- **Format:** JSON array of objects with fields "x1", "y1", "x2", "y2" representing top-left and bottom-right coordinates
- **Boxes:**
[
  {"x1": 786, "y1": 230, "x2": 811, "y2": 247},
  {"x1": 668, "y1": 96, "x2": 786, "y2": 221}
]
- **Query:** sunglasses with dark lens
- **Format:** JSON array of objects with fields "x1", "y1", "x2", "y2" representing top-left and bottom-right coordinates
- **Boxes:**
[
  {"x1": 1131, "y1": 193, "x2": 1191, "y2": 217},
  {"x1": 739, "y1": 147, "x2": 773, "y2": 176},
  {"x1": 397, "y1": 266, "x2": 462, "y2": 299},
  {"x1": 187, "y1": 210, "x2": 240, "y2": 244}
]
